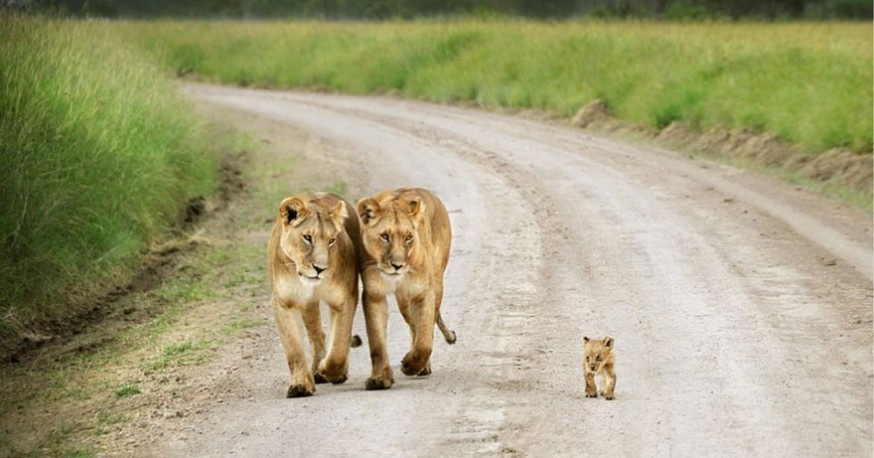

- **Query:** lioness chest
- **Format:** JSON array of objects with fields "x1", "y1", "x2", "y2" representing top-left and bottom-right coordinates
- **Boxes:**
[{"x1": 273, "y1": 274, "x2": 347, "y2": 308}]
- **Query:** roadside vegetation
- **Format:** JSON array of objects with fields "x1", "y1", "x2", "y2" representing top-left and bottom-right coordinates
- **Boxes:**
[
  {"x1": 0, "y1": 110, "x2": 315, "y2": 457},
  {"x1": 122, "y1": 20, "x2": 872, "y2": 156},
  {"x1": 0, "y1": 13, "x2": 220, "y2": 353}
]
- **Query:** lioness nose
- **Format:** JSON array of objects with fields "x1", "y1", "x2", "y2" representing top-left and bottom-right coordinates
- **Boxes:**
[
  {"x1": 313, "y1": 265, "x2": 326, "y2": 275},
  {"x1": 390, "y1": 262, "x2": 403, "y2": 271}
]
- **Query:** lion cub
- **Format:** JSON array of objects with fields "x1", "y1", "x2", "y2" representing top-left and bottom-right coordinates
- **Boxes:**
[{"x1": 583, "y1": 336, "x2": 616, "y2": 400}]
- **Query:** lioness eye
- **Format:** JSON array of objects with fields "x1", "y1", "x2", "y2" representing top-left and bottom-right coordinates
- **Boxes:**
[
  {"x1": 380, "y1": 233, "x2": 389, "y2": 242},
  {"x1": 328, "y1": 238, "x2": 336, "y2": 246},
  {"x1": 303, "y1": 235, "x2": 312, "y2": 243},
  {"x1": 405, "y1": 234, "x2": 413, "y2": 243}
]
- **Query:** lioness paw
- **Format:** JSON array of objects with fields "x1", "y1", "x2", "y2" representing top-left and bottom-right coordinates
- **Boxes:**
[
  {"x1": 313, "y1": 372, "x2": 329, "y2": 384},
  {"x1": 287, "y1": 384, "x2": 315, "y2": 398},
  {"x1": 365, "y1": 376, "x2": 393, "y2": 391}
]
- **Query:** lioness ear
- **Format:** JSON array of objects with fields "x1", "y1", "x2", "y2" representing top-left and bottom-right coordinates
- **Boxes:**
[
  {"x1": 357, "y1": 198, "x2": 381, "y2": 226},
  {"x1": 329, "y1": 200, "x2": 349, "y2": 226},
  {"x1": 407, "y1": 198, "x2": 424, "y2": 219},
  {"x1": 603, "y1": 336, "x2": 614, "y2": 349},
  {"x1": 278, "y1": 197, "x2": 308, "y2": 226}
]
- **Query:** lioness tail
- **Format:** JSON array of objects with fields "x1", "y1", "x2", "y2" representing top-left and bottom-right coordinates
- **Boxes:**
[{"x1": 436, "y1": 313, "x2": 456, "y2": 345}]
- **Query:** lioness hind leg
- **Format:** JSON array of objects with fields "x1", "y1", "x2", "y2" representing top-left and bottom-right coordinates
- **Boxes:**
[{"x1": 272, "y1": 299, "x2": 316, "y2": 398}]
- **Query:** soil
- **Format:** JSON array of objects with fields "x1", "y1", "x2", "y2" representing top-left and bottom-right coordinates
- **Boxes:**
[
  {"x1": 572, "y1": 99, "x2": 873, "y2": 193},
  {"x1": 2, "y1": 85, "x2": 871, "y2": 456}
]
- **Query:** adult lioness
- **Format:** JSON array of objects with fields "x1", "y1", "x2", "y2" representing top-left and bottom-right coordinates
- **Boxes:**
[
  {"x1": 268, "y1": 193, "x2": 360, "y2": 398},
  {"x1": 357, "y1": 188, "x2": 456, "y2": 390}
]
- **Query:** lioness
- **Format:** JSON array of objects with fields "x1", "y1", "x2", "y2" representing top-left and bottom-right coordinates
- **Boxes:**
[
  {"x1": 268, "y1": 193, "x2": 361, "y2": 398},
  {"x1": 357, "y1": 188, "x2": 456, "y2": 390},
  {"x1": 583, "y1": 336, "x2": 616, "y2": 400}
]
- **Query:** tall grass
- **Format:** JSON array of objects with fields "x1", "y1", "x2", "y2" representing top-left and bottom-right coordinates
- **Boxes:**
[
  {"x1": 121, "y1": 19, "x2": 872, "y2": 154},
  {"x1": 0, "y1": 14, "x2": 217, "y2": 345}
]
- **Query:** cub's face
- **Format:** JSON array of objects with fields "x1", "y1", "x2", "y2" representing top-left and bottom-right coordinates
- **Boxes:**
[
  {"x1": 357, "y1": 196, "x2": 423, "y2": 278},
  {"x1": 583, "y1": 336, "x2": 614, "y2": 373},
  {"x1": 278, "y1": 197, "x2": 347, "y2": 282}
]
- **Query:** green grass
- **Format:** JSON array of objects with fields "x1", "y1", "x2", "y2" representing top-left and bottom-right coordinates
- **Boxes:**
[
  {"x1": 0, "y1": 13, "x2": 219, "y2": 349},
  {"x1": 142, "y1": 340, "x2": 211, "y2": 374},
  {"x1": 114, "y1": 383, "x2": 141, "y2": 398},
  {"x1": 119, "y1": 19, "x2": 872, "y2": 155}
]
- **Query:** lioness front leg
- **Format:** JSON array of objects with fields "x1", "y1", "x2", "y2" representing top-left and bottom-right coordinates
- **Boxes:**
[
  {"x1": 272, "y1": 299, "x2": 315, "y2": 398},
  {"x1": 300, "y1": 302, "x2": 328, "y2": 384},
  {"x1": 401, "y1": 293, "x2": 435, "y2": 376},
  {"x1": 397, "y1": 293, "x2": 430, "y2": 376},
  {"x1": 317, "y1": 296, "x2": 356, "y2": 385},
  {"x1": 363, "y1": 291, "x2": 393, "y2": 390}
]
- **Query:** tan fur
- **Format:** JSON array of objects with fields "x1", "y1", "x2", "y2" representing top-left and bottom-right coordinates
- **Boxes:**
[
  {"x1": 357, "y1": 188, "x2": 456, "y2": 390},
  {"x1": 583, "y1": 336, "x2": 616, "y2": 400},
  {"x1": 268, "y1": 192, "x2": 361, "y2": 398}
]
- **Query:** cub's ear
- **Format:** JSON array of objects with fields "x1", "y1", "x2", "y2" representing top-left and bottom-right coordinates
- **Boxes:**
[
  {"x1": 407, "y1": 197, "x2": 425, "y2": 219},
  {"x1": 329, "y1": 200, "x2": 349, "y2": 227},
  {"x1": 582, "y1": 336, "x2": 590, "y2": 343},
  {"x1": 279, "y1": 197, "x2": 308, "y2": 226},
  {"x1": 357, "y1": 198, "x2": 381, "y2": 226},
  {"x1": 603, "y1": 336, "x2": 614, "y2": 349}
]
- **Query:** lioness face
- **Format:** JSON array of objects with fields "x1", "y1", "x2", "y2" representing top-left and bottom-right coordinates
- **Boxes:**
[
  {"x1": 583, "y1": 336, "x2": 614, "y2": 373},
  {"x1": 278, "y1": 197, "x2": 347, "y2": 282},
  {"x1": 358, "y1": 196, "x2": 424, "y2": 278}
]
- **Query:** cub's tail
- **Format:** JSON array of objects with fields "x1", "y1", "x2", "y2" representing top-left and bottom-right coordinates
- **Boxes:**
[{"x1": 436, "y1": 313, "x2": 456, "y2": 345}]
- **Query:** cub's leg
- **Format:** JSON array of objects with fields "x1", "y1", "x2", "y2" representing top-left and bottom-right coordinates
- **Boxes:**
[
  {"x1": 318, "y1": 295, "x2": 357, "y2": 385},
  {"x1": 603, "y1": 364, "x2": 616, "y2": 400},
  {"x1": 300, "y1": 301, "x2": 328, "y2": 384},
  {"x1": 584, "y1": 371, "x2": 598, "y2": 398},
  {"x1": 363, "y1": 290, "x2": 393, "y2": 390},
  {"x1": 401, "y1": 292, "x2": 435, "y2": 376},
  {"x1": 272, "y1": 298, "x2": 315, "y2": 398}
]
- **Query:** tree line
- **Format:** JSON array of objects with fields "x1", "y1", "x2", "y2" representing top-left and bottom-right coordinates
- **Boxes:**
[{"x1": 8, "y1": 0, "x2": 873, "y2": 20}]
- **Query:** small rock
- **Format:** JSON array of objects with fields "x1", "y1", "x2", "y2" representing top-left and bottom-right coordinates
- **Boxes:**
[{"x1": 822, "y1": 257, "x2": 837, "y2": 266}]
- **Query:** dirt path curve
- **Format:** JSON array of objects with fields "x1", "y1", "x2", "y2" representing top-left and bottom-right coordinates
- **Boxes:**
[{"x1": 166, "y1": 85, "x2": 872, "y2": 457}]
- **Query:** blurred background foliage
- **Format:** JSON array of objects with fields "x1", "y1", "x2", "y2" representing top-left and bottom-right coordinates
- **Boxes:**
[{"x1": 12, "y1": 0, "x2": 874, "y2": 20}]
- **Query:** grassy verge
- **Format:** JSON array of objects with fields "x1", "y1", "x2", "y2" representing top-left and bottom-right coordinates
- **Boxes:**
[
  {"x1": 0, "y1": 13, "x2": 219, "y2": 352},
  {"x1": 118, "y1": 19, "x2": 872, "y2": 155},
  {"x1": 0, "y1": 230, "x2": 271, "y2": 456},
  {"x1": 0, "y1": 105, "x2": 351, "y2": 455}
]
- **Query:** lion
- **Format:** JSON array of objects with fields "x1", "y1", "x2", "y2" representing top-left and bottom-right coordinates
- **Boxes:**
[
  {"x1": 583, "y1": 336, "x2": 616, "y2": 400},
  {"x1": 357, "y1": 188, "x2": 456, "y2": 390},
  {"x1": 268, "y1": 192, "x2": 361, "y2": 398}
]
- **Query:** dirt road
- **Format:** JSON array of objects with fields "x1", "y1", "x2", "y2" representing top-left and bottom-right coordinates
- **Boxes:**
[{"x1": 163, "y1": 85, "x2": 872, "y2": 456}]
